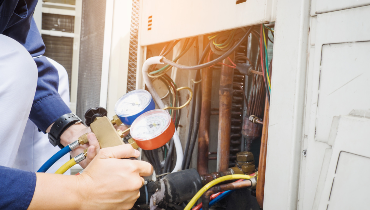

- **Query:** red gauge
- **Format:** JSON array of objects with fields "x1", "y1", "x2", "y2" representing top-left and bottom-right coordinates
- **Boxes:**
[{"x1": 130, "y1": 109, "x2": 175, "y2": 150}]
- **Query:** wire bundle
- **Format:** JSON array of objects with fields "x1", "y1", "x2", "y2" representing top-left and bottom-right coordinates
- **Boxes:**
[{"x1": 259, "y1": 24, "x2": 273, "y2": 102}]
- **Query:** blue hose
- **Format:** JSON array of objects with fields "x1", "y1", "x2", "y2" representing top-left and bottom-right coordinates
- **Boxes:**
[
  {"x1": 200, "y1": 190, "x2": 234, "y2": 210},
  {"x1": 37, "y1": 146, "x2": 71, "y2": 172}
]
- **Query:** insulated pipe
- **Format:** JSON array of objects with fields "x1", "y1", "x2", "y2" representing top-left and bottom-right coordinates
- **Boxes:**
[
  {"x1": 142, "y1": 56, "x2": 184, "y2": 172},
  {"x1": 202, "y1": 179, "x2": 253, "y2": 210},
  {"x1": 217, "y1": 56, "x2": 234, "y2": 172},
  {"x1": 197, "y1": 67, "x2": 213, "y2": 175},
  {"x1": 256, "y1": 96, "x2": 269, "y2": 207}
]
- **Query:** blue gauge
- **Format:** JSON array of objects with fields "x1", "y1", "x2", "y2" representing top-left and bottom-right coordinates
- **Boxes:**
[{"x1": 115, "y1": 89, "x2": 155, "y2": 125}]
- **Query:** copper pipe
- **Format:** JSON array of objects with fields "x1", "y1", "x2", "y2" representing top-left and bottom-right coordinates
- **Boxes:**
[
  {"x1": 197, "y1": 67, "x2": 212, "y2": 175},
  {"x1": 211, "y1": 111, "x2": 242, "y2": 115},
  {"x1": 256, "y1": 96, "x2": 269, "y2": 208},
  {"x1": 255, "y1": 118, "x2": 264, "y2": 124},
  {"x1": 202, "y1": 180, "x2": 252, "y2": 210},
  {"x1": 217, "y1": 56, "x2": 234, "y2": 172}
]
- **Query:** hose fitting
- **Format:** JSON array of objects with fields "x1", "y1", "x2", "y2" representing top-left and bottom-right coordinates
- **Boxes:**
[
  {"x1": 78, "y1": 133, "x2": 89, "y2": 145},
  {"x1": 68, "y1": 140, "x2": 80, "y2": 150},
  {"x1": 74, "y1": 149, "x2": 88, "y2": 164}
]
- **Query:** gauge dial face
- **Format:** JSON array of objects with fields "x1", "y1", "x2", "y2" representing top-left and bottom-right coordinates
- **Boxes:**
[
  {"x1": 131, "y1": 110, "x2": 171, "y2": 140},
  {"x1": 115, "y1": 90, "x2": 152, "y2": 117}
]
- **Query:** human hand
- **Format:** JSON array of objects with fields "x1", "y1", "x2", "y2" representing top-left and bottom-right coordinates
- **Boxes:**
[{"x1": 77, "y1": 141, "x2": 153, "y2": 210}]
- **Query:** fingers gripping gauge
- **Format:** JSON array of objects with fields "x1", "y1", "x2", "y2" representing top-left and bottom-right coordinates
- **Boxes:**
[
  {"x1": 115, "y1": 90, "x2": 155, "y2": 125},
  {"x1": 130, "y1": 109, "x2": 175, "y2": 150}
]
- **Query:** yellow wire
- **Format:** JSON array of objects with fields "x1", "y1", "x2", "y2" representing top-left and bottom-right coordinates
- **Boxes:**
[
  {"x1": 208, "y1": 34, "x2": 218, "y2": 40},
  {"x1": 262, "y1": 28, "x2": 271, "y2": 89},
  {"x1": 184, "y1": 174, "x2": 252, "y2": 210},
  {"x1": 55, "y1": 158, "x2": 76, "y2": 174}
]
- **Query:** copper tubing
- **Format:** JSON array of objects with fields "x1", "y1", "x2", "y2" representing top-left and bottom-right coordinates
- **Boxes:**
[
  {"x1": 210, "y1": 111, "x2": 242, "y2": 115},
  {"x1": 217, "y1": 56, "x2": 234, "y2": 172},
  {"x1": 256, "y1": 96, "x2": 269, "y2": 208},
  {"x1": 197, "y1": 67, "x2": 213, "y2": 175},
  {"x1": 202, "y1": 180, "x2": 252, "y2": 210}
]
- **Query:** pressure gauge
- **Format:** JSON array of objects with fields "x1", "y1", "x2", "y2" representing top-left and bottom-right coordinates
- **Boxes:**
[
  {"x1": 130, "y1": 109, "x2": 175, "y2": 150},
  {"x1": 115, "y1": 89, "x2": 155, "y2": 125}
]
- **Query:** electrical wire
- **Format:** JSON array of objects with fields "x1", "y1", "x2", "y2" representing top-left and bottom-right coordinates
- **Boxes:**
[
  {"x1": 161, "y1": 27, "x2": 252, "y2": 71},
  {"x1": 260, "y1": 25, "x2": 270, "y2": 102},
  {"x1": 184, "y1": 174, "x2": 252, "y2": 210},
  {"x1": 149, "y1": 37, "x2": 195, "y2": 77},
  {"x1": 262, "y1": 25, "x2": 271, "y2": 91},
  {"x1": 55, "y1": 158, "x2": 76, "y2": 174},
  {"x1": 192, "y1": 192, "x2": 223, "y2": 210},
  {"x1": 37, "y1": 145, "x2": 71, "y2": 172},
  {"x1": 202, "y1": 190, "x2": 234, "y2": 210}
]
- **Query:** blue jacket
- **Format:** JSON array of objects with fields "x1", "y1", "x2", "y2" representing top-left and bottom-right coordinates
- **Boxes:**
[{"x1": 1, "y1": 0, "x2": 71, "y2": 132}]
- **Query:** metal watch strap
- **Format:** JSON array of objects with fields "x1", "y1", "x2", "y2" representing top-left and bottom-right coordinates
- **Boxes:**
[{"x1": 48, "y1": 113, "x2": 82, "y2": 149}]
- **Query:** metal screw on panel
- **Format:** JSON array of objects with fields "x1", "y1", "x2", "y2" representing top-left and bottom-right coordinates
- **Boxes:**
[{"x1": 302, "y1": 150, "x2": 307, "y2": 157}]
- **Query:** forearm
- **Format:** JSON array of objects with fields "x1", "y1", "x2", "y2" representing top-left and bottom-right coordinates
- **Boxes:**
[{"x1": 29, "y1": 173, "x2": 82, "y2": 210}]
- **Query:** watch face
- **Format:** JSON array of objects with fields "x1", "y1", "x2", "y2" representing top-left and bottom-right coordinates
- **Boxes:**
[
  {"x1": 115, "y1": 90, "x2": 152, "y2": 117},
  {"x1": 131, "y1": 110, "x2": 172, "y2": 140}
]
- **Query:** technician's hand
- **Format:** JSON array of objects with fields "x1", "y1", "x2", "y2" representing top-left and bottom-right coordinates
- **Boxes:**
[
  {"x1": 60, "y1": 123, "x2": 99, "y2": 168},
  {"x1": 77, "y1": 140, "x2": 153, "y2": 210}
]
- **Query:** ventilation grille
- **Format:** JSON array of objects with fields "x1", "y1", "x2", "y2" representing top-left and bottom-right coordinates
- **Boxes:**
[
  {"x1": 42, "y1": 13, "x2": 75, "y2": 33},
  {"x1": 76, "y1": 0, "x2": 106, "y2": 121},
  {"x1": 148, "y1": 15, "x2": 152, "y2": 30},
  {"x1": 126, "y1": 0, "x2": 140, "y2": 92},
  {"x1": 42, "y1": 34, "x2": 73, "y2": 93}
]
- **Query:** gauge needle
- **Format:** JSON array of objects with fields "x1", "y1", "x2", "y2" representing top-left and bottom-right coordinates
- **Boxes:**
[{"x1": 148, "y1": 123, "x2": 160, "y2": 128}]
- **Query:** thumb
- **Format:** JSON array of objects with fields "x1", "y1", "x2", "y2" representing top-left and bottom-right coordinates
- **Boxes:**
[{"x1": 98, "y1": 144, "x2": 140, "y2": 159}]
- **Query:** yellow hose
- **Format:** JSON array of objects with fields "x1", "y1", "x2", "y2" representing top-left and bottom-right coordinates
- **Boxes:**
[
  {"x1": 184, "y1": 174, "x2": 252, "y2": 210},
  {"x1": 55, "y1": 158, "x2": 77, "y2": 174}
]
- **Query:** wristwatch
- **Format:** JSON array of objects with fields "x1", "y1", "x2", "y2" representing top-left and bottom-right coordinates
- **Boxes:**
[{"x1": 48, "y1": 113, "x2": 82, "y2": 149}]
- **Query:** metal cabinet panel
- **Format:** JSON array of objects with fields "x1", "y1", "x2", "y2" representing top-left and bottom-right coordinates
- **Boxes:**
[
  {"x1": 315, "y1": 42, "x2": 370, "y2": 142},
  {"x1": 139, "y1": 0, "x2": 275, "y2": 46},
  {"x1": 315, "y1": 0, "x2": 370, "y2": 14}
]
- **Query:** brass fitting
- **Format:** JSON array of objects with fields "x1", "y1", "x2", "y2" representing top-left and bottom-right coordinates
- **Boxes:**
[
  {"x1": 117, "y1": 127, "x2": 130, "y2": 138},
  {"x1": 233, "y1": 151, "x2": 256, "y2": 175},
  {"x1": 78, "y1": 133, "x2": 89, "y2": 145},
  {"x1": 128, "y1": 138, "x2": 139, "y2": 150},
  {"x1": 111, "y1": 115, "x2": 123, "y2": 126}
]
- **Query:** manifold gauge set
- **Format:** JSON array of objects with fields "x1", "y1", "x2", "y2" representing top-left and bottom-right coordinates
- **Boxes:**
[{"x1": 115, "y1": 89, "x2": 175, "y2": 150}]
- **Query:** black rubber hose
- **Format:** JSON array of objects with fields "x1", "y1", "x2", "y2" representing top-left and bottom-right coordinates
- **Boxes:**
[
  {"x1": 161, "y1": 27, "x2": 252, "y2": 70},
  {"x1": 181, "y1": 42, "x2": 210, "y2": 170},
  {"x1": 185, "y1": 80, "x2": 202, "y2": 169},
  {"x1": 151, "y1": 149, "x2": 162, "y2": 175},
  {"x1": 143, "y1": 150, "x2": 156, "y2": 171},
  {"x1": 164, "y1": 138, "x2": 174, "y2": 173}
]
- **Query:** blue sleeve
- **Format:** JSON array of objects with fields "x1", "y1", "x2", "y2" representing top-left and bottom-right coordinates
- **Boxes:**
[
  {"x1": 0, "y1": 166, "x2": 36, "y2": 210},
  {"x1": 1, "y1": 0, "x2": 71, "y2": 132}
]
